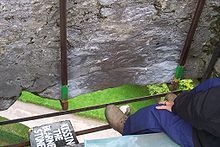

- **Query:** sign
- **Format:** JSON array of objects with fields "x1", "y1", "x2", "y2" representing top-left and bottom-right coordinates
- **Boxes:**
[{"x1": 29, "y1": 120, "x2": 79, "y2": 147}]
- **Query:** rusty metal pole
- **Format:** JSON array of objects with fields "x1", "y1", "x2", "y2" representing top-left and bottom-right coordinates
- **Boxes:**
[
  {"x1": 171, "y1": 0, "x2": 206, "y2": 90},
  {"x1": 59, "y1": 0, "x2": 68, "y2": 110},
  {"x1": 179, "y1": 0, "x2": 206, "y2": 66}
]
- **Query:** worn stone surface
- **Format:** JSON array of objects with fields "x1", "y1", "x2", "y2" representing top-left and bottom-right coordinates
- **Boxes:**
[
  {"x1": 214, "y1": 59, "x2": 220, "y2": 77},
  {"x1": 0, "y1": 0, "x2": 220, "y2": 110},
  {"x1": 184, "y1": 2, "x2": 220, "y2": 79}
]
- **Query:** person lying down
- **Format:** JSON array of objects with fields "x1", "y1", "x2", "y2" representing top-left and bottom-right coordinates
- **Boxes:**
[{"x1": 105, "y1": 78, "x2": 220, "y2": 147}]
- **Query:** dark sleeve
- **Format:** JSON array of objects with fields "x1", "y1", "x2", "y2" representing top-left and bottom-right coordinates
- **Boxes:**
[
  {"x1": 171, "y1": 91, "x2": 195, "y2": 123},
  {"x1": 172, "y1": 87, "x2": 220, "y2": 137}
]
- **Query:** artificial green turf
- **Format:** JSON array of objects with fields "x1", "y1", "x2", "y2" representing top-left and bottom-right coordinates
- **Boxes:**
[
  {"x1": 0, "y1": 80, "x2": 193, "y2": 145},
  {"x1": 19, "y1": 80, "x2": 194, "y2": 121},
  {"x1": 0, "y1": 116, "x2": 29, "y2": 146},
  {"x1": 19, "y1": 84, "x2": 168, "y2": 121}
]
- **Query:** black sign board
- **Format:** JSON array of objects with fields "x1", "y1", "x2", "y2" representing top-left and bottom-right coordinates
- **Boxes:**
[{"x1": 29, "y1": 120, "x2": 79, "y2": 147}]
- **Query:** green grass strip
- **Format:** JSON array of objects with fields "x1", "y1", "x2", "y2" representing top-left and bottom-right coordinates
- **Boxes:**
[
  {"x1": 19, "y1": 81, "x2": 194, "y2": 121},
  {"x1": 0, "y1": 116, "x2": 29, "y2": 145},
  {"x1": 19, "y1": 84, "x2": 160, "y2": 121}
]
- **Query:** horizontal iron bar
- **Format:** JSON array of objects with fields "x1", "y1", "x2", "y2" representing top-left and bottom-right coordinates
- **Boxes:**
[
  {"x1": 4, "y1": 141, "x2": 30, "y2": 147},
  {"x1": 0, "y1": 90, "x2": 182, "y2": 125},
  {"x1": 5, "y1": 125, "x2": 112, "y2": 147},
  {"x1": 2, "y1": 91, "x2": 182, "y2": 146},
  {"x1": 76, "y1": 124, "x2": 111, "y2": 136}
]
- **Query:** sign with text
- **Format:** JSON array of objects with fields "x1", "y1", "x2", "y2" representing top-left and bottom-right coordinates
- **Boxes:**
[{"x1": 29, "y1": 120, "x2": 79, "y2": 147}]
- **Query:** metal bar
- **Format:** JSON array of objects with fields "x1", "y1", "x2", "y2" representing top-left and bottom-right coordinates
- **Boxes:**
[
  {"x1": 59, "y1": 0, "x2": 69, "y2": 110},
  {"x1": 2, "y1": 91, "x2": 182, "y2": 146},
  {"x1": 76, "y1": 125, "x2": 111, "y2": 136},
  {"x1": 0, "y1": 90, "x2": 182, "y2": 125},
  {"x1": 4, "y1": 141, "x2": 30, "y2": 147},
  {"x1": 4, "y1": 125, "x2": 112, "y2": 147},
  {"x1": 179, "y1": 0, "x2": 206, "y2": 66},
  {"x1": 60, "y1": 0, "x2": 68, "y2": 86},
  {"x1": 202, "y1": 42, "x2": 220, "y2": 80}
]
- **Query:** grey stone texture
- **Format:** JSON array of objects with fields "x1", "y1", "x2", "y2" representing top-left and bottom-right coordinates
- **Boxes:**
[{"x1": 0, "y1": 0, "x2": 220, "y2": 110}]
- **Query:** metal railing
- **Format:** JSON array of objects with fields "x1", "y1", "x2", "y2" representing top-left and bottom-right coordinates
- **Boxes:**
[{"x1": 1, "y1": 90, "x2": 182, "y2": 147}]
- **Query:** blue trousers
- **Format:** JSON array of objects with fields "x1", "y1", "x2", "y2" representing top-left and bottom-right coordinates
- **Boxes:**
[
  {"x1": 123, "y1": 78, "x2": 220, "y2": 147},
  {"x1": 123, "y1": 104, "x2": 194, "y2": 147},
  {"x1": 191, "y1": 78, "x2": 220, "y2": 93}
]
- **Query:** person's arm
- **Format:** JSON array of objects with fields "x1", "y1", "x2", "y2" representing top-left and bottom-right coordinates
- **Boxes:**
[{"x1": 156, "y1": 87, "x2": 220, "y2": 137}]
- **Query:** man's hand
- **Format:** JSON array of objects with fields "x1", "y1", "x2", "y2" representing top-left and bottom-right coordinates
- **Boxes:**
[{"x1": 156, "y1": 101, "x2": 174, "y2": 112}]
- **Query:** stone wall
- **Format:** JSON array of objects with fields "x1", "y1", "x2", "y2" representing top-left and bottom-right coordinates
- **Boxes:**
[
  {"x1": 184, "y1": 2, "x2": 220, "y2": 78},
  {"x1": 0, "y1": 0, "x2": 219, "y2": 110}
]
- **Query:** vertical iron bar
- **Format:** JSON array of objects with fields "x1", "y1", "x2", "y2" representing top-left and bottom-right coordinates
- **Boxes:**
[
  {"x1": 59, "y1": 0, "x2": 68, "y2": 110},
  {"x1": 171, "y1": 0, "x2": 206, "y2": 90},
  {"x1": 179, "y1": 0, "x2": 206, "y2": 66},
  {"x1": 60, "y1": 0, "x2": 67, "y2": 86}
]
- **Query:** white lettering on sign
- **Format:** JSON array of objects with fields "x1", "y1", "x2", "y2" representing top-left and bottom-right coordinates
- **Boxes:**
[
  {"x1": 61, "y1": 123, "x2": 75, "y2": 145},
  {"x1": 34, "y1": 129, "x2": 46, "y2": 147},
  {"x1": 53, "y1": 128, "x2": 64, "y2": 141},
  {"x1": 42, "y1": 125, "x2": 56, "y2": 147},
  {"x1": 31, "y1": 121, "x2": 76, "y2": 147}
]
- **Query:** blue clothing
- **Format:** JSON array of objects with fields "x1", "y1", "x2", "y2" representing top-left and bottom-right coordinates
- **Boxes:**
[
  {"x1": 122, "y1": 78, "x2": 220, "y2": 147},
  {"x1": 192, "y1": 78, "x2": 220, "y2": 93},
  {"x1": 123, "y1": 104, "x2": 194, "y2": 147}
]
